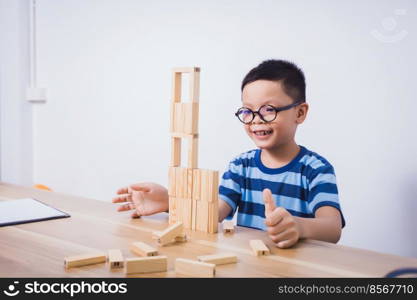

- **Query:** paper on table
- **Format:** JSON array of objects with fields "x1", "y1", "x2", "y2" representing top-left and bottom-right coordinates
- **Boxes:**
[{"x1": 0, "y1": 198, "x2": 70, "y2": 227}]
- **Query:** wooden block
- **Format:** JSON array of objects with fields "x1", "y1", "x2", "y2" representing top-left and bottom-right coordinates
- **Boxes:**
[
  {"x1": 131, "y1": 241, "x2": 158, "y2": 257},
  {"x1": 187, "y1": 168, "x2": 193, "y2": 199},
  {"x1": 171, "y1": 132, "x2": 198, "y2": 139},
  {"x1": 192, "y1": 169, "x2": 201, "y2": 200},
  {"x1": 175, "y1": 167, "x2": 182, "y2": 197},
  {"x1": 168, "y1": 167, "x2": 176, "y2": 197},
  {"x1": 189, "y1": 68, "x2": 200, "y2": 102},
  {"x1": 209, "y1": 171, "x2": 219, "y2": 202},
  {"x1": 153, "y1": 222, "x2": 184, "y2": 246},
  {"x1": 172, "y1": 72, "x2": 182, "y2": 102},
  {"x1": 64, "y1": 252, "x2": 107, "y2": 269},
  {"x1": 187, "y1": 136, "x2": 198, "y2": 169},
  {"x1": 191, "y1": 199, "x2": 197, "y2": 230},
  {"x1": 170, "y1": 102, "x2": 176, "y2": 132},
  {"x1": 182, "y1": 198, "x2": 193, "y2": 229},
  {"x1": 171, "y1": 137, "x2": 181, "y2": 167},
  {"x1": 249, "y1": 240, "x2": 270, "y2": 256},
  {"x1": 108, "y1": 249, "x2": 124, "y2": 269},
  {"x1": 196, "y1": 200, "x2": 209, "y2": 232},
  {"x1": 175, "y1": 258, "x2": 215, "y2": 278},
  {"x1": 172, "y1": 67, "x2": 200, "y2": 74},
  {"x1": 210, "y1": 198, "x2": 219, "y2": 234},
  {"x1": 168, "y1": 196, "x2": 177, "y2": 224},
  {"x1": 125, "y1": 256, "x2": 167, "y2": 275},
  {"x1": 174, "y1": 232, "x2": 187, "y2": 242},
  {"x1": 184, "y1": 103, "x2": 199, "y2": 134},
  {"x1": 222, "y1": 220, "x2": 235, "y2": 234},
  {"x1": 197, "y1": 253, "x2": 237, "y2": 265}
]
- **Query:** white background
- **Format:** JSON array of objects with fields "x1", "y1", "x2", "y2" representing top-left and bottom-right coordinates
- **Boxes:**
[{"x1": 1, "y1": 0, "x2": 416, "y2": 258}]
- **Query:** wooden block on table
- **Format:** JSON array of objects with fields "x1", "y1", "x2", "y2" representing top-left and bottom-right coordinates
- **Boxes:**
[
  {"x1": 197, "y1": 253, "x2": 237, "y2": 265},
  {"x1": 175, "y1": 258, "x2": 215, "y2": 278},
  {"x1": 125, "y1": 256, "x2": 168, "y2": 275},
  {"x1": 249, "y1": 240, "x2": 270, "y2": 256},
  {"x1": 131, "y1": 241, "x2": 158, "y2": 257},
  {"x1": 152, "y1": 222, "x2": 184, "y2": 246},
  {"x1": 222, "y1": 220, "x2": 235, "y2": 234},
  {"x1": 174, "y1": 232, "x2": 187, "y2": 243},
  {"x1": 108, "y1": 249, "x2": 124, "y2": 269},
  {"x1": 64, "y1": 252, "x2": 107, "y2": 269}
]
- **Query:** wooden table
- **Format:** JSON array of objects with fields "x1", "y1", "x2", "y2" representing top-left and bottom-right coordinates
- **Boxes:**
[{"x1": 1, "y1": 182, "x2": 416, "y2": 278}]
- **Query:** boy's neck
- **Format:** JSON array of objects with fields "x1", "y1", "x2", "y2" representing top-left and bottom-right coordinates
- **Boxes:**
[{"x1": 260, "y1": 141, "x2": 300, "y2": 169}]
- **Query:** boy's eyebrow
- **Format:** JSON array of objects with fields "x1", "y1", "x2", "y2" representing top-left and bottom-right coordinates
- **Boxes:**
[{"x1": 242, "y1": 98, "x2": 285, "y2": 108}]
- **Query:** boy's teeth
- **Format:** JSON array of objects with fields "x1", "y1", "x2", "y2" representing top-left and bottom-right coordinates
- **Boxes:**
[{"x1": 254, "y1": 130, "x2": 272, "y2": 136}]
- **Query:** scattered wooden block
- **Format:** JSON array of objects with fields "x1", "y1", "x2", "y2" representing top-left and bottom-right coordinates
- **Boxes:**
[
  {"x1": 249, "y1": 240, "x2": 270, "y2": 256},
  {"x1": 175, "y1": 258, "x2": 215, "y2": 278},
  {"x1": 131, "y1": 241, "x2": 158, "y2": 257},
  {"x1": 64, "y1": 252, "x2": 107, "y2": 269},
  {"x1": 152, "y1": 222, "x2": 184, "y2": 246},
  {"x1": 108, "y1": 249, "x2": 124, "y2": 269},
  {"x1": 125, "y1": 256, "x2": 168, "y2": 275},
  {"x1": 222, "y1": 220, "x2": 235, "y2": 234},
  {"x1": 197, "y1": 253, "x2": 237, "y2": 265},
  {"x1": 174, "y1": 232, "x2": 187, "y2": 243}
]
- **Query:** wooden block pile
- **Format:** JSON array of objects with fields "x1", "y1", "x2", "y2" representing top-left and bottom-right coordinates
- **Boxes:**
[
  {"x1": 64, "y1": 222, "x2": 274, "y2": 277},
  {"x1": 168, "y1": 67, "x2": 219, "y2": 233}
]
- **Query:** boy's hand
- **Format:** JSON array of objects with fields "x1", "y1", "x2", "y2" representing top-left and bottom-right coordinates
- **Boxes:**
[
  {"x1": 263, "y1": 188, "x2": 301, "y2": 248},
  {"x1": 112, "y1": 182, "x2": 169, "y2": 218}
]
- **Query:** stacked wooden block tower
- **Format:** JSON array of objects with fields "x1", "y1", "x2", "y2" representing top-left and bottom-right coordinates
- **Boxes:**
[{"x1": 168, "y1": 67, "x2": 219, "y2": 233}]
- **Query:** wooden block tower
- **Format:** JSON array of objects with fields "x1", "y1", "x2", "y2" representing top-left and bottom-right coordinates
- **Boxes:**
[{"x1": 168, "y1": 67, "x2": 218, "y2": 233}]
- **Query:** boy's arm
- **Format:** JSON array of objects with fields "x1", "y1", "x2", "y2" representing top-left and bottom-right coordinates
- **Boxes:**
[
  {"x1": 218, "y1": 198, "x2": 233, "y2": 222},
  {"x1": 295, "y1": 206, "x2": 341, "y2": 243}
]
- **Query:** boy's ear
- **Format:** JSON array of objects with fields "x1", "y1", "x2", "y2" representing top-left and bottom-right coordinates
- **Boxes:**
[{"x1": 295, "y1": 103, "x2": 309, "y2": 124}]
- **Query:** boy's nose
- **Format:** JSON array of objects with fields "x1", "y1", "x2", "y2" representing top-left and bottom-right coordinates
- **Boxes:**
[{"x1": 252, "y1": 112, "x2": 265, "y2": 124}]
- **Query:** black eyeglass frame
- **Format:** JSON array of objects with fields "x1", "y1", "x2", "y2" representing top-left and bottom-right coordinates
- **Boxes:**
[{"x1": 234, "y1": 100, "x2": 304, "y2": 124}]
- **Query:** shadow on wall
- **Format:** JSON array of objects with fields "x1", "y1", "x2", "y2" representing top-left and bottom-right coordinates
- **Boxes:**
[{"x1": 400, "y1": 174, "x2": 417, "y2": 258}]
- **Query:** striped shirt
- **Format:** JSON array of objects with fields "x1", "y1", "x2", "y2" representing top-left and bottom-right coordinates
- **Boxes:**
[{"x1": 219, "y1": 146, "x2": 345, "y2": 230}]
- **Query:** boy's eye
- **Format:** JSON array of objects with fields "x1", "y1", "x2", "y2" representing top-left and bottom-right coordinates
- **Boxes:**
[
  {"x1": 260, "y1": 105, "x2": 276, "y2": 114},
  {"x1": 241, "y1": 109, "x2": 252, "y2": 115}
]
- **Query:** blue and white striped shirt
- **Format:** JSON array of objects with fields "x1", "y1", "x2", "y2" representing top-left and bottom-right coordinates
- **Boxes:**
[{"x1": 219, "y1": 146, "x2": 345, "y2": 230}]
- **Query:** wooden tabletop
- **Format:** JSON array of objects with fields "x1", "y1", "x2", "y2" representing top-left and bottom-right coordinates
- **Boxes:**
[{"x1": 1, "y1": 182, "x2": 416, "y2": 278}]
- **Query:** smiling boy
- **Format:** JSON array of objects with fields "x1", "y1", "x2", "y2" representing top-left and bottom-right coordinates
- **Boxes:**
[{"x1": 112, "y1": 59, "x2": 345, "y2": 248}]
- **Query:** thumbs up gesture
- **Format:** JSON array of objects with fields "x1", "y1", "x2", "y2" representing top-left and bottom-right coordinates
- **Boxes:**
[{"x1": 263, "y1": 188, "x2": 301, "y2": 248}]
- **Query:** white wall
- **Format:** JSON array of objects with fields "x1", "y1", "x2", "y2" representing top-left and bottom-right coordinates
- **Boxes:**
[
  {"x1": 0, "y1": 0, "x2": 33, "y2": 186},
  {"x1": 1, "y1": 0, "x2": 416, "y2": 259}
]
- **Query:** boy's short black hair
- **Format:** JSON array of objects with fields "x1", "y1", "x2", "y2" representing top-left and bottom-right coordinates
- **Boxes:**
[{"x1": 241, "y1": 59, "x2": 306, "y2": 103}]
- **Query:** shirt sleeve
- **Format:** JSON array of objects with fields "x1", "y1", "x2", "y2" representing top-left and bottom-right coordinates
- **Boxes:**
[
  {"x1": 307, "y1": 164, "x2": 346, "y2": 227},
  {"x1": 218, "y1": 157, "x2": 244, "y2": 219}
]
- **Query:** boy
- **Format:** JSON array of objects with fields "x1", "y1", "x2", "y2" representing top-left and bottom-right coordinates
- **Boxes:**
[{"x1": 112, "y1": 59, "x2": 345, "y2": 248}]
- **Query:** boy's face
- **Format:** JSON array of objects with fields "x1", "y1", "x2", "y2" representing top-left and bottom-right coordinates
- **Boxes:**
[{"x1": 241, "y1": 80, "x2": 307, "y2": 151}]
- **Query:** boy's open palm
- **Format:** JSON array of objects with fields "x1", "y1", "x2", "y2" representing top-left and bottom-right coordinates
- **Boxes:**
[
  {"x1": 112, "y1": 182, "x2": 169, "y2": 218},
  {"x1": 263, "y1": 188, "x2": 301, "y2": 248}
]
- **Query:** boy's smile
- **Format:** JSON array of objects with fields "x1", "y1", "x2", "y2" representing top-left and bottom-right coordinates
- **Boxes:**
[{"x1": 241, "y1": 79, "x2": 303, "y2": 151}]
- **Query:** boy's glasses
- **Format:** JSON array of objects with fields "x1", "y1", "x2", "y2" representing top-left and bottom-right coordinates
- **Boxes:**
[{"x1": 235, "y1": 101, "x2": 303, "y2": 124}]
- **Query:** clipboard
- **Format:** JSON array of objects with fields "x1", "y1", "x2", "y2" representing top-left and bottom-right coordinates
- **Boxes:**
[{"x1": 0, "y1": 198, "x2": 70, "y2": 227}]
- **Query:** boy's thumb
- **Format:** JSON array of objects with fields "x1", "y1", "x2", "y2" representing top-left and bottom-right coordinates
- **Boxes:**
[{"x1": 263, "y1": 188, "x2": 276, "y2": 215}]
